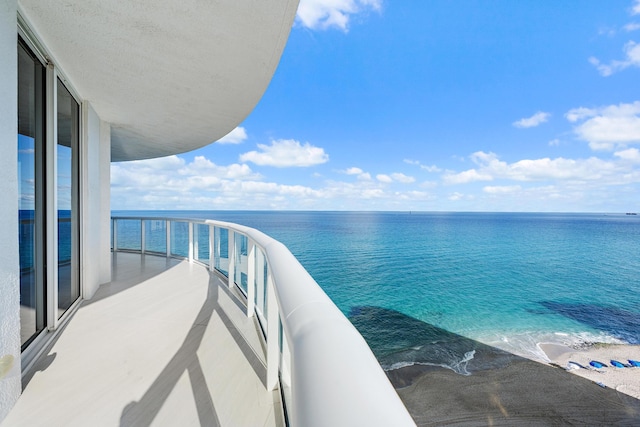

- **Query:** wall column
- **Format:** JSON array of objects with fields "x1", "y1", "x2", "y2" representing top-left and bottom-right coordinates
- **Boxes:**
[
  {"x1": 0, "y1": 1, "x2": 22, "y2": 422},
  {"x1": 99, "y1": 120, "x2": 111, "y2": 286},
  {"x1": 81, "y1": 102, "x2": 111, "y2": 300}
]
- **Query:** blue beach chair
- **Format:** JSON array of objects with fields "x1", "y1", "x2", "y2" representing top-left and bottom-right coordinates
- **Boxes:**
[{"x1": 610, "y1": 360, "x2": 626, "y2": 368}]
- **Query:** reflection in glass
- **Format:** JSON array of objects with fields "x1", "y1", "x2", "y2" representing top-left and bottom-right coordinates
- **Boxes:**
[
  {"x1": 254, "y1": 248, "x2": 268, "y2": 321},
  {"x1": 144, "y1": 219, "x2": 167, "y2": 254},
  {"x1": 57, "y1": 79, "x2": 80, "y2": 317},
  {"x1": 214, "y1": 227, "x2": 229, "y2": 276},
  {"x1": 116, "y1": 219, "x2": 141, "y2": 251},
  {"x1": 195, "y1": 224, "x2": 210, "y2": 265},
  {"x1": 18, "y1": 40, "x2": 46, "y2": 348},
  {"x1": 235, "y1": 233, "x2": 248, "y2": 293},
  {"x1": 170, "y1": 221, "x2": 189, "y2": 257}
]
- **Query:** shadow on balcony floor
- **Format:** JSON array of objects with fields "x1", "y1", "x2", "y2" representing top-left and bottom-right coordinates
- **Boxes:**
[{"x1": 3, "y1": 253, "x2": 282, "y2": 427}]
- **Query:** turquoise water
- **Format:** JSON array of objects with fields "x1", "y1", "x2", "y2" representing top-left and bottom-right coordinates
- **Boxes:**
[{"x1": 113, "y1": 211, "x2": 640, "y2": 369}]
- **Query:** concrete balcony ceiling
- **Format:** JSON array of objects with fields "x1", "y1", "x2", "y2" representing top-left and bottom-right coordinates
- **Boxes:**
[{"x1": 19, "y1": 0, "x2": 299, "y2": 161}]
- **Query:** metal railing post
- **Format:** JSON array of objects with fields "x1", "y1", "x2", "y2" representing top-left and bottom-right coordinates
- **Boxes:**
[
  {"x1": 113, "y1": 218, "x2": 118, "y2": 251},
  {"x1": 188, "y1": 222, "x2": 194, "y2": 262},
  {"x1": 141, "y1": 219, "x2": 146, "y2": 254}
]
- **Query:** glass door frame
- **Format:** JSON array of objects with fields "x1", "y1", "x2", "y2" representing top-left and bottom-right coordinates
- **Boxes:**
[{"x1": 18, "y1": 16, "x2": 84, "y2": 361}]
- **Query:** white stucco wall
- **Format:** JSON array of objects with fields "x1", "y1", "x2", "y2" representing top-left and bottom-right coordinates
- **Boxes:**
[
  {"x1": 82, "y1": 103, "x2": 111, "y2": 300},
  {"x1": 99, "y1": 120, "x2": 111, "y2": 286},
  {"x1": 82, "y1": 103, "x2": 100, "y2": 299},
  {"x1": 0, "y1": 0, "x2": 22, "y2": 422}
]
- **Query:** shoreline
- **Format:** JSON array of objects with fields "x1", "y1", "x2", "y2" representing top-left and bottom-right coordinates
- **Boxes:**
[
  {"x1": 387, "y1": 340, "x2": 640, "y2": 426},
  {"x1": 538, "y1": 342, "x2": 640, "y2": 399}
]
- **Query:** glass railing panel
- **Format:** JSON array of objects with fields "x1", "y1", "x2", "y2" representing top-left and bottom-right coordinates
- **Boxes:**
[
  {"x1": 234, "y1": 232, "x2": 248, "y2": 294},
  {"x1": 108, "y1": 216, "x2": 414, "y2": 425},
  {"x1": 255, "y1": 248, "x2": 267, "y2": 321},
  {"x1": 144, "y1": 219, "x2": 167, "y2": 253},
  {"x1": 116, "y1": 219, "x2": 141, "y2": 251},
  {"x1": 262, "y1": 260, "x2": 269, "y2": 318},
  {"x1": 195, "y1": 223, "x2": 210, "y2": 265},
  {"x1": 214, "y1": 226, "x2": 229, "y2": 276},
  {"x1": 170, "y1": 220, "x2": 189, "y2": 258}
]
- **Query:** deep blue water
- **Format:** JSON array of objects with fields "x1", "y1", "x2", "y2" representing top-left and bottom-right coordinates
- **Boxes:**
[{"x1": 113, "y1": 211, "x2": 640, "y2": 369}]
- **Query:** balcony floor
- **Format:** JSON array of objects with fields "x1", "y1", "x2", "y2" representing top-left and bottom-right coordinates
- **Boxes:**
[{"x1": 3, "y1": 252, "x2": 282, "y2": 427}]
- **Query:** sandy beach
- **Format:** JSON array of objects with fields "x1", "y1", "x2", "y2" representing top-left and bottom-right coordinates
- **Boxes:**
[
  {"x1": 349, "y1": 305, "x2": 640, "y2": 425},
  {"x1": 539, "y1": 342, "x2": 640, "y2": 400},
  {"x1": 387, "y1": 342, "x2": 640, "y2": 426}
]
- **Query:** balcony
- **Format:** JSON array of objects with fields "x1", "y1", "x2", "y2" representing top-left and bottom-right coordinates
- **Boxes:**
[{"x1": 4, "y1": 217, "x2": 414, "y2": 426}]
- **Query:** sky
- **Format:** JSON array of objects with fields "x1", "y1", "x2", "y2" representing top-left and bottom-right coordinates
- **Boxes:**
[{"x1": 112, "y1": 0, "x2": 640, "y2": 212}]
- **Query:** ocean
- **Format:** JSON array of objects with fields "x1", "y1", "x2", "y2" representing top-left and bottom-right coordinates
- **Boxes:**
[{"x1": 113, "y1": 211, "x2": 640, "y2": 374}]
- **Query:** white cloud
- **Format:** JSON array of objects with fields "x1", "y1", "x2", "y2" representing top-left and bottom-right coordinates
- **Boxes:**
[
  {"x1": 344, "y1": 166, "x2": 363, "y2": 174},
  {"x1": 187, "y1": 156, "x2": 258, "y2": 179},
  {"x1": 566, "y1": 102, "x2": 640, "y2": 150},
  {"x1": 513, "y1": 111, "x2": 551, "y2": 128},
  {"x1": 565, "y1": 107, "x2": 596, "y2": 123},
  {"x1": 483, "y1": 185, "x2": 522, "y2": 194},
  {"x1": 376, "y1": 174, "x2": 392, "y2": 183},
  {"x1": 443, "y1": 150, "x2": 640, "y2": 185},
  {"x1": 111, "y1": 145, "x2": 640, "y2": 211},
  {"x1": 111, "y1": 155, "x2": 260, "y2": 190},
  {"x1": 634, "y1": 0, "x2": 640, "y2": 15},
  {"x1": 589, "y1": 40, "x2": 640, "y2": 76},
  {"x1": 548, "y1": 139, "x2": 561, "y2": 146},
  {"x1": 614, "y1": 147, "x2": 640, "y2": 162},
  {"x1": 443, "y1": 168, "x2": 493, "y2": 185},
  {"x1": 376, "y1": 172, "x2": 415, "y2": 183},
  {"x1": 420, "y1": 181, "x2": 438, "y2": 189},
  {"x1": 342, "y1": 166, "x2": 371, "y2": 180},
  {"x1": 111, "y1": 155, "x2": 334, "y2": 210},
  {"x1": 624, "y1": 22, "x2": 640, "y2": 32},
  {"x1": 390, "y1": 173, "x2": 415, "y2": 183},
  {"x1": 422, "y1": 165, "x2": 442, "y2": 173},
  {"x1": 404, "y1": 158, "x2": 443, "y2": 173},
  {"x1": 395, "y1": 190, "x2": 434, "y2": 201},
  {"x1": 239, "y1": 139, "x2": 329, "y2": 167},
  {"x1": 217, "y1": 126, "x2": 248, "y2": 144},
  {"x1": 296, "y1": 0, "x2": 382, "y2": 31}
]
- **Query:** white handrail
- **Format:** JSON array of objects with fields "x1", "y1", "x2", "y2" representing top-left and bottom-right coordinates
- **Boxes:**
[{"x1": 111, "y1": 216, "x2": 415, "y2": 427}]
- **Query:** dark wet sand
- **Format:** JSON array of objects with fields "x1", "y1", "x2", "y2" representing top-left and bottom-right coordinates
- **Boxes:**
[
  {"x1": 387, "y1": 350, "x2": 640, "y2": 426},
  {"x1": 349, "y1": 306, "x2": 640, "y2": 425}
]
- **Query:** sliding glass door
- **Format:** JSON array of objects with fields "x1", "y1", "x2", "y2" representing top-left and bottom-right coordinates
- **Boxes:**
[
  {"x1": 18, "y1": 39, "x2": 46, "y2": 348},
  {"x1": 57, "y1": 79, "x2": 80, "y2": 318},
  {"x1": 18, "y1": 37, "x2": 81, "y2": 349}
]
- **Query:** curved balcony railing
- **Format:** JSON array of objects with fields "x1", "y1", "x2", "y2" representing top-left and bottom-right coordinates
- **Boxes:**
[{"x1": 111, "y1": 216, "x2": 415, "y2": 427}]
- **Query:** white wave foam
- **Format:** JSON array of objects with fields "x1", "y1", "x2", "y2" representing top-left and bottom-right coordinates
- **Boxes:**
[
  {"x1": 383, "y1": 350, "x2": 476, "y2": 376},
  {"x1": 477, "y1": 330, "x2": 626, "y2": 363},
  {"x1": 450, "y1": 350, "x2": 475, "y2": 375},
  {"x1": 384, "y1": 361, "x2": 417, "y2": 371}
]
